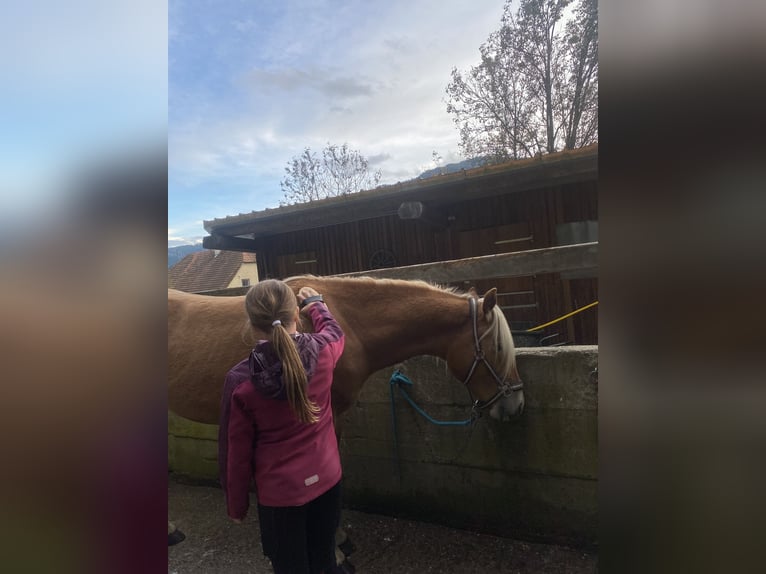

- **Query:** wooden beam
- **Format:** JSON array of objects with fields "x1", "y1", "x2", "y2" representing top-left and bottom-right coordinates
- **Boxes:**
[
  {"x1": 338, "y1": 242, "x2": 598, "y2": 283},
  {"x1": 201, "y1": 234, "x2": 258, "y2": 252}
]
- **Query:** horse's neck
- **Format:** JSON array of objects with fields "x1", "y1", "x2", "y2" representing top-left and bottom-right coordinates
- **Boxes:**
[{"x1": 353, "y1": 288, "x2": 468, "y2": 372}]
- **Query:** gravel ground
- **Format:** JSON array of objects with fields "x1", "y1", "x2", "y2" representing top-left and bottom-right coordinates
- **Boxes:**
[{"x1": 168, "y1": 479, "x2": 597, "y2": 574}]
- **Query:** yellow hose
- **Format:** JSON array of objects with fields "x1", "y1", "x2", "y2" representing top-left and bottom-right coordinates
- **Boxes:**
[{"x1": 526, "y1": 301, "x2": 599, "y2": 332}]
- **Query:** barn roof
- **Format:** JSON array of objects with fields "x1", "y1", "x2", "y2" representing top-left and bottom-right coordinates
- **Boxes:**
[
  {"x1": 203, "y1": 144, "x2": 597, "y2": 243},
  {"x1": 168, "y1": 250, "x2": 256, "y2": 293}
]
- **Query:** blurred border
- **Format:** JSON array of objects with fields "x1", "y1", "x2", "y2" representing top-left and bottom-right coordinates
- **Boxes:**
[
  {"x1": 0, "y1": 2, "x2": 168, "y2": 572},
  {"x1": 600, "y1": 1, "x2": 766, "y2": 572},
  {"x1": 2, "y1": 1, "x2": 766, "y2": 572}
]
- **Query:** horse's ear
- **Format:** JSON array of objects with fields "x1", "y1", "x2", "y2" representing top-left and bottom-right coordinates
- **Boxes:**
[
  {"x1": 481, "y1": 288, "x2": 497, "y2": 315},
  {"x1": 467, "y1": 286, "x2": 478, "y2": 298}
]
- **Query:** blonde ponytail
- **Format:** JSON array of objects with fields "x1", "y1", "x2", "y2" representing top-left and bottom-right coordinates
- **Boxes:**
[
  {"x1": 271, "y1": 323, "x2": 320, "y2": 424},
  {"x1": 245, "y1": 280, "x2": 320, "y2": 424}
]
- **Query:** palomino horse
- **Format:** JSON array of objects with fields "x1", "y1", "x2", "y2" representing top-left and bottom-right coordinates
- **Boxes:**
[{"x1": 168, "y1": 275, "x2": 525, "y2": 562}]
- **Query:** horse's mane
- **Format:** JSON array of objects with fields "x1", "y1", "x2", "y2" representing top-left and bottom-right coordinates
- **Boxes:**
[
  {"x1": 286, "y1": 274, "x2": 517, "y2": 380},
  {"x1": 482, "y1": 305, "x2": 517, "y2": 382},
  {"x1": 284, "y1": 274, "x2": 469, "y2": 297}
]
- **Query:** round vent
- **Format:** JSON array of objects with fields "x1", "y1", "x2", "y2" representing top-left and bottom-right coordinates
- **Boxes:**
[{"x1": 368, "y1": 249, "x2": 396, "y2": 269}]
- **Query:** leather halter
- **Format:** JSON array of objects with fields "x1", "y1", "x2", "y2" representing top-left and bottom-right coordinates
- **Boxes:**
[{"x1": 462, "y1": 297, "x2": 524, "y2": 412}]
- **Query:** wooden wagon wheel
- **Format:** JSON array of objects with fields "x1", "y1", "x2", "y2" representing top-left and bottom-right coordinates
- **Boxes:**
[{"x1": 368, "y1": 249, "x2": 396, "y2": 269}]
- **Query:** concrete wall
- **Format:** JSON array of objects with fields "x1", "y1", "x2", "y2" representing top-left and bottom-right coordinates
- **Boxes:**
[
  {"x1": 168, "y1": 346, "x2": 598, "y2": 547},
  {"x1": 168, "y1": 412, "x2": 219, "y2": 481}
]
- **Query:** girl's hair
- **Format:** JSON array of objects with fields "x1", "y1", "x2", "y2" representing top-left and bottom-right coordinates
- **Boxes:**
[{"x1": 245, "y1": 279, "x2": 320, "y2": 424}]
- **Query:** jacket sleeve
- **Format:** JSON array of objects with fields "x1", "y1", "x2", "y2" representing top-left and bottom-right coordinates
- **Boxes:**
[
  {"x1": 306, "y1": 302, "x2": 345, "y2": 363},
  {"x1": 218, "y1": 373, "x2": 254, "y2": 520}
]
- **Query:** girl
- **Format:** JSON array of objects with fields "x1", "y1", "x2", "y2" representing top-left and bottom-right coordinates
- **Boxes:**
[{"x1": 219, "y1": 279, "x2": 346, "y2": 574}]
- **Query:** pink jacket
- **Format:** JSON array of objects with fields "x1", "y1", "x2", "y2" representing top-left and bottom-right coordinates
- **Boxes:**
[{"x1": 218, "y1": 302, "x2": 345, "y2": 518}]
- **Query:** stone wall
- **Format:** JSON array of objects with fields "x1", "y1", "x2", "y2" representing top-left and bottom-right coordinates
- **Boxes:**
[{"x1": 169, "y1": 346, "x2": 598, "y2": 547}]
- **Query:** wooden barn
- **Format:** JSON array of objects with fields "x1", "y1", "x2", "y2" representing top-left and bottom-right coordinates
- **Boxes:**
[{"x1": 202, "y1": 144, "x2": 598, "y2": 344}]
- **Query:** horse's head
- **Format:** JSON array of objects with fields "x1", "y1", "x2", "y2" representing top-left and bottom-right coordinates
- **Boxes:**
[{"x1": 446, "y1": 288, "x2": 525, "y2": 422}]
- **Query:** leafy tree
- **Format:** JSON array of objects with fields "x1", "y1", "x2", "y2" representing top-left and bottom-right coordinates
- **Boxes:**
[
  {"x1": 280, "y1": 143, "x2": 382, "y2": 205},
  {"x1": 446, "y1": 0, "x2": 597, "y2": 161}
]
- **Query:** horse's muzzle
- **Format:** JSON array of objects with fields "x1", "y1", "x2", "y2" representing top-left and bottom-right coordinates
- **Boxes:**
[{"x1": 489, "y1": 392, "x2": 525, "y2": 422}]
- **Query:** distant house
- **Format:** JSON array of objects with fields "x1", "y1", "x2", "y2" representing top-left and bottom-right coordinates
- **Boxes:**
[{"x1": 168, "y1": 250, "x2": 258, "y2": 293}]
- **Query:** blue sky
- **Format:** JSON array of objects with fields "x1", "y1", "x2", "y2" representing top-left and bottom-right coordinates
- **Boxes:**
[{"x1": 168, "y1": 0, "x2": 508, "y2": 246}]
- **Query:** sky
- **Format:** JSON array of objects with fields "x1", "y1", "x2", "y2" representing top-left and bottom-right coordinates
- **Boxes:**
[{"x1": 168, "y1": 0, "x2": 509, "y2": 247}]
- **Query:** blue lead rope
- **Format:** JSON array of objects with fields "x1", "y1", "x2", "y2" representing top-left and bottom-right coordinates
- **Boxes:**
[
  {"x1": 389, "y1": 370, "x2": 474, "y2": 427},
  {"x1": 388, "y1": 369, "x2": 475, "y2": 482}
]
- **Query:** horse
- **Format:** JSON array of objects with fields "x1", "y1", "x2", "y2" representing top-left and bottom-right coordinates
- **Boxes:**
[{"x1": 168, "y1": 275, "x2": 525, "y2": 564}]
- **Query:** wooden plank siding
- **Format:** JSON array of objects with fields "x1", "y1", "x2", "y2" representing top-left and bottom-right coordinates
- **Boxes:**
[{"x1": 248, "y1": 179, "x2": 597, "y2": 344}]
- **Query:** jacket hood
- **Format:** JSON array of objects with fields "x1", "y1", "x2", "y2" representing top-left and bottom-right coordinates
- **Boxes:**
[{"x1": 248, "y1": 334, "x2": 321, "y2": 400}]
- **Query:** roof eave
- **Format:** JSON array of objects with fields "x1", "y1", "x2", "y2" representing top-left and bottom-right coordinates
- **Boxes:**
[{"x1": 204, "y1": 144, "x2": 598, "y2": 239}]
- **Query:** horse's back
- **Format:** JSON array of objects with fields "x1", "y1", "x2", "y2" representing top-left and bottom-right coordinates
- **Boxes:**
[{"x1": 168, "y1": 289, "x2": 250, "y2": 424}]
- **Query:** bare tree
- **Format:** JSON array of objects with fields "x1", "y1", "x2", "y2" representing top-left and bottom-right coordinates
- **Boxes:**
[
  {"x1": 514, "y1": 0, "x2": 571, "y2": 153},
  {"x1": 447, "y1": 25, "x2": 539, "y2": 161},
  {"x1": 446, "y1": 0, "x2": 597, "y2": 161},
  {"x1": 557, "y1": 0, "x2": 598, "y2": 149},
  {"x1": 280, "y1": 143, "x2": 382, "y2": 205}
]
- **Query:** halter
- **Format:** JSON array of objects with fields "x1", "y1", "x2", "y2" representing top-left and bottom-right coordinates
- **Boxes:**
[{"x1": 462, "y1": 297, "x2": 524, "y2": 413}]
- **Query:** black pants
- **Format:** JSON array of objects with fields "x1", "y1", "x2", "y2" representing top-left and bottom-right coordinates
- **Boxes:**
[{"x1": 257, "y1": 481, "x2": 342, "y2": 574}]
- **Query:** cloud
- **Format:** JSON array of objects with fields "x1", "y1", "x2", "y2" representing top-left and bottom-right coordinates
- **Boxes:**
[
  {"x1": 367, "y1": 153, "x2": 392, "y2": 167},
  {"x1": 232, "y1": 18, "x2": 258, "y2": 34},
  {"x1": 244, "y1": 67, "x2": 375, "y2": 100},
  {"x1": 168, "y1": 236, "x2": 204, "y2": 248},
  {"x1": 168, "y1": 223, "x2": 205, "y2": 248},
  {"x1": 169, "y1": 0, "x2": 510, "y2": 231}
]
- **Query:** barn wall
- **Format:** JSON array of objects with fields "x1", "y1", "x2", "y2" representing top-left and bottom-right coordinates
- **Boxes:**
[
  {"x1": 255, "y1": 182, "x2": 596, "y2": 278},
  {"x1": 253, "y1": 180, "x2": 597, "y2": 343},
  {"x1": 168, "y1": 346, "x2": 598, "y2": 547}
]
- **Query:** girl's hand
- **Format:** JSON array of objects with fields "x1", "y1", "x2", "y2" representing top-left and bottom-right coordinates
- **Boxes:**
[{"x1": 297, "y1": 287, "x2": 321, "y2": 312}]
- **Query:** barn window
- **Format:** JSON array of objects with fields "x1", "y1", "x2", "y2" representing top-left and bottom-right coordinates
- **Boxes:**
[{"x1": 288, "y1": 251, "x2": 317, "y2": 265}]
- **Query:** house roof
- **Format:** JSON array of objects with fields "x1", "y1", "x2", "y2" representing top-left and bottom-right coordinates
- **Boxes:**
[
  {"x1": 168, "y1": 250, "x2": 256, "y2": 293},
  {"x1": 203, "y1": 144, "x2": 597, "y2": 240}
]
